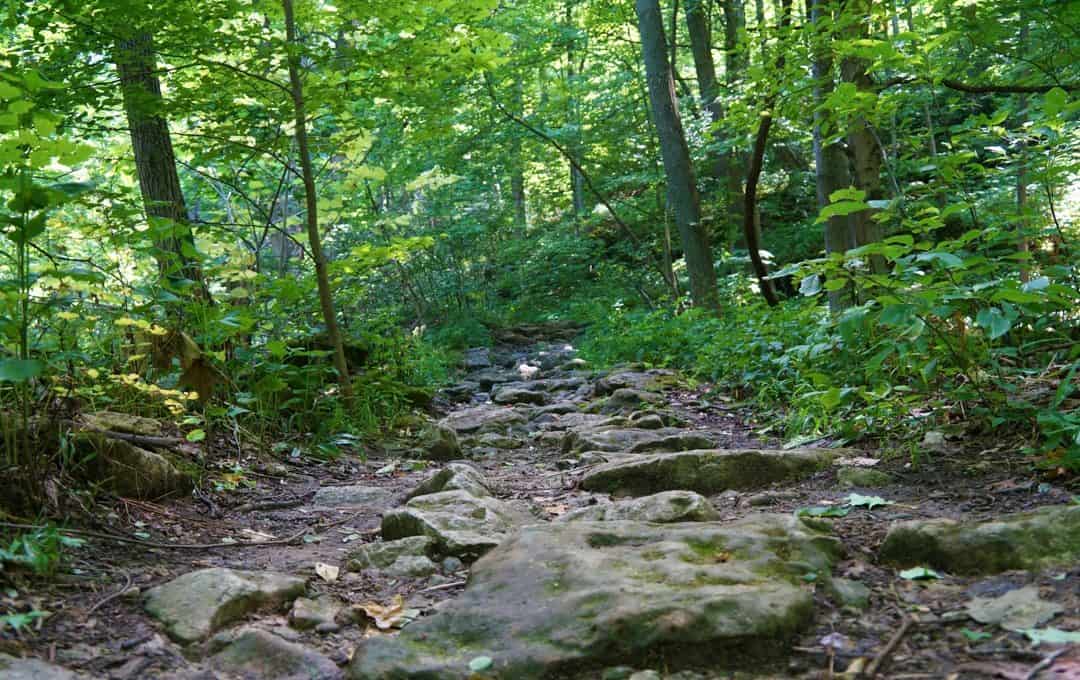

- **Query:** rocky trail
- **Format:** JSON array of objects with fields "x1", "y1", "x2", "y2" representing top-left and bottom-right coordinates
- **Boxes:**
[{"x1": 4, "y1": 324, "x2": 1079, "y2": 679}]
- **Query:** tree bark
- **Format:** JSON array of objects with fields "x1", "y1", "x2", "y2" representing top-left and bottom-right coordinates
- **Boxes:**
[
  {"x1": 565, "y1": 0, "x2": 587, "y2": 219},
  {"x1": 810, "y1": 0, "x2": 854, "y2": 311},
  {"x1": 281, "y1": 0, "x2": 352, "y2": 401},
  {"x1": 636, "y1": 0, "x2": 720, "y2": 312},
  {"x1": 720, "y1": 0, "x2": 747, "y2": 245},
  {"x1": 509, "y1": 78, "x2": 528, "y2": 238},
  {"x1": 685, "y1": 0, "x2": 722, "y2": 182},
  {"x1": 840, "y1": 0, "x2": 887, "y2": 273},
  {"x1": 115, "y1": 32, "x2": 209, "y2": 301}
]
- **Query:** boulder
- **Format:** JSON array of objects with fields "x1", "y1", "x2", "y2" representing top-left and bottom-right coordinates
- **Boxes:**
[
  {"x1": 381, "y1": 490, "x2": 532, "y2": 560},
  {"x1": 600, "y1": 388, "x2": 664, "y2": 414},
  {"x1": 144, "y1": 568, "x2": 305, "y2": 643},
  {"x1": 406, "y1": 462, "x2": 490, "y2": 500},
  {"x1": 312, "y1": 485, "x2": 392, "y2": 508},
  {"x1": 562, "y1": 427, "x2": 678, "y2": 454},
  {"x1": 475, "y1": 433, "x2": 523, "y2": 449},
  {"x1": 469, "y1": 369, "x2": 515, "y2": 391},
  {"x1": 628, "y1": 433, "x2": 717, "y2": 454},
  {"x1": 71, "y1": 432, "x2": 191, "y2": 500},
  {"x1": 439, "y1": 406, "x2": 526, "y2": 435},
  {"x1": 0, "y1": 654, "x2": 86, "y2": 680},
  {"x1": 208, "y1": 628, "x2": 342, "y2": 680},
  {"x1": 492, "y1": 386, "x2": 550, "y2": 406},
  {"x1": 594, "y1": 369, "x2": 675, "y2": 396},
  {"x1": 581, "y1": 449, "x2": 836, "y2": 496},
  {"x1": 80, "y1": 411, "x2": 163, "y2": 436},
  {"x1": 347, "y1": 536, "x2": 438, "y2": 571},
  {"x1": 348, "y1": 516, "x2": 841, "y2": 679},
  {"x1": 879, "y1": 504, "x2": 1080, "y2": 575},
  {"x1": 558, "y1": 491, "x2": 718, "y2": 523},
  {"x1": 418, "y1": 423, "x2": 462, "y2": 461},
  {"x1": 384, "y1": 556, "x2": 439, "y2": 578}
]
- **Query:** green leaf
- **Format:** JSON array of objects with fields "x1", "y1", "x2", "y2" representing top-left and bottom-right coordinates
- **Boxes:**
[
  {"x1": 0, "y1": 359, "x2": 43, "y2": 382},
  {"x1": 796, "y1": 505, "x2": 851, "y2": 518},
  {"x1": 799, "y1": 274, "x2": 821, "y2": 297},
  {"x1": 899, "y1": 566, "x2": 942, "y2": 580},
  {"x1": 468, "y1": 656, "x2": 493, "y2": 672},
  {"x1": 1043, "y1": 87, "x2": 1068, "y2": 117},
  {"x1": 186, "y1": 429, "x2": 207, "y2": 443},
  {"x1": 960, "y1": 628, "x2": 991, "y2": 642},
  {"x1": 975, "y1": 308, "x2": 1011, "y2": 340},
  {"x1": 846, "y1": 493, "x2": 892, "y2": 509}
]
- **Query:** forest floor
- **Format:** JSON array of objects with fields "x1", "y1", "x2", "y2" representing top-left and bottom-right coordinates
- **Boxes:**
[{"x1": 4, "y1": 323, "x2": 1080, "y2": 679}]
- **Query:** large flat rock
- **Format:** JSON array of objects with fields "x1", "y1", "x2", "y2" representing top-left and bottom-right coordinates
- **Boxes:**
[
  {"x1": 581, "y1": 449, "x2": 836, "y2": 496},
  {"x1": 381, "y1": 490, "x2": 533, "y2": 560},
  {"x1": 0, "y1": 653, "x2": 86, "y2": 679},
  {"x1": 879, "y1": 504, "x2": 1080, "y2": 575},
  {"x1": 439, "y1": 405, "x2": 527, "y2": 435},
  {"x1": 144, "y1": 568, "x2": 306, "y2": 643},
  {"x1": 348, "y1": 516, "x2": 841, "y2": 679},
  {"x1": 557, "y1": 491, "x2": 718, "y2": 523},
  {"x1": 313, "y1": 485, "x2": 392, "y2": 508}
]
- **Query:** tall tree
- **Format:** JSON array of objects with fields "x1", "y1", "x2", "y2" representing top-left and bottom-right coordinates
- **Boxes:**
[
  {"x1": 565, "y1": 0, "x2": 587, "y2": 218},
  {"x1": 636, "y1": 0, "x2": 720, "y2": 311},
  {"x1": 810, "y1": 0, "x2": 854, "y2": 311},
  {"x1": 281, "y1": 0, "x2": 352, "y2": 401},
  {"x1": 114, "y1": 31, "x2": 209, "y2": 301}
]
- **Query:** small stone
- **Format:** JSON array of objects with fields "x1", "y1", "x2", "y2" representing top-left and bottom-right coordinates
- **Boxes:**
[
  {"x1": 385, "y1": 556, "x2": 439, "y2": 578},
  {"x1": 290, "y1": 596, "x2": 342, "y2": 630},
  {"x1": 406, "y1": 463, "x2": 490, "y2": 500},
  {"x1": 492, "y1": 386, "x2": 550, "y2": 406},
  {"x1": 347, "y1": 536, "x2": 437, "y2": 571},
  {"x1": 208, "y1": 628, "x2": 342, "y2": 680},
  {"x1": 836, "y1": 466, "x2": 893, "y2": 488},
  {"x1": 441, "y1": 556, "x2": 464, "y2": 574},
  {"x1": 316, "y1": 622, "x2": 341, "y2": 635}
]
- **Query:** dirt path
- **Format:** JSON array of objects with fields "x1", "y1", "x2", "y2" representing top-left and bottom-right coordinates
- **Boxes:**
[{"x1": 5, "y1": 325, "x2": 1079, "y2": 679}]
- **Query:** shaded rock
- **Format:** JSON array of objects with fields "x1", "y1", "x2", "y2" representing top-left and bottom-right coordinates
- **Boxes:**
[
  {"x1": 418, "y1": 423, "x2": 462, "y2": 461},
  {"x1": 381, "y1": 490, "x2": 532, "y2": 560},
  {"x1": 0, "y1": 653, "x2": 85, "y2": 680},
  {"x1": 562, "y1": 358, "x2": 589, "y2": 370},
  {"x1": 534, "y1": 401, "x2": 582, "y2": 417},
  {"x1": 385, "y1": 556, "x2": 439, "y2": 578},
  {"x1": 558, "y1": 491, "x2": 718, "y2": 523},
  {"x1": 439, "y1": 381, "x2": 478, "y2": 403},
  {"x1": 562, "y1": 427, "x2": 679, "y2": 454},
  {"x1": 628, "y1": 432, "x2": 717, "y2": 454},
  {"x1": 581, "y1": 449, "x2": 836, "y2": 496},
  {"x1": 470, "y1": 369, "x2": 515, "y2": 391},
  {"x1": 144, "y1": 568, "x2": 305, "y2": 643},
  {"x1": 492, "y1": 386, "x2": 550, "y2": 406},
  {"x1": 542, "y1": 413, "x2": 623, "y2": 432},
  {"x1": 208, "y1": 628, "x2": 342, "y2": 680},
  {"x1": 827, "y1": 578, "x2": 870, "y2": 610},
  {"x1": 348, "y1": 515, "x2": 841, "y2": 679},
  {"x1": 71, "y1": 432, "x2": 191, "y2": 500},
  {"x1": 879, "y1": 504, "x2": 1080, "y2": 575},
  {"x1": 290, "y1": 596, "x2": 342, "y2": 630},
  {"x1": 594, "y1": 369, "x2": 675, "y2": 396},
  {"x1": 312, "y1": 485, "x2": 391, "y2": 508},
  {"x1": 81, "y1": 411, "x2": 162, "y2": 436},
  {"x1": 600, "y1": 388, "x2": 664, "y2": 414},
  {"x1": 522, "y1": 377, "x2": 587, "y2": 393},
  {"x1": 439, "y1": 406, "x2": 526, "y2": 435},
  {"x1": 475, "y1": 433, "x2": 523, "y2": 450},
  {"x1": 406, "y1": 463, "x2": 489, "y2": 500},
  {"x1": 347, "y1": 536, "x2": 437, "y2": 571},
  {"x1": 836, "y1": 466, "x2": 893, "y2": 488},
  {"x1": 464, "y1": 347, "x2": 491, "y2": 370},
  {"x1": 629, "y1": 413, "x2": 665, "y2": 430}
]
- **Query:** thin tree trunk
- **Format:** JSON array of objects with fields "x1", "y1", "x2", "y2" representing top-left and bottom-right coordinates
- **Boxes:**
[
  {"x1": 721, "y1": 0, "x2": 747, "y2": 247},
  {"x1": 636, "y1": 0, "x2": 720, "y2": 312},
  {"x1": 281, "y1": 0, "x2": 352, "y2": 401},
  {"x1": 1015, "y1": 17, "x2": 1030, "y2": 280},
  {"x1": 566, "y1": 0, "x2": 587, "y2": 218},
  {"x1": 685, "y1": 0, "x2": 723, "y2": 182},
  {"x1": 115, "y1": 32, "x2": 209, "y2": 302},
  {"x1": 509, "y1": 79, "x2": 528, "y2": 237},
  {"x1": 810, "y1": 0, "x2": 854, "y2": 311},
  {"x1": 841, "y1": 0, "x2": 886, "y2": 273}
]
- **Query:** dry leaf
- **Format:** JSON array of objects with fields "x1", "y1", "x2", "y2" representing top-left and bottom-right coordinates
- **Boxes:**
[
  {"x1": 314, "y1": 562, "x2": 340, "y2": 583},
  {"x1": 543, "y1": 504, "x2": 568, "y2": 517},
  {"x1": 240, "y1": 528, "x2": 276, "y2": 543},
  {"x1": 357, "y1": 595, "x2": 420, "y2": 630}
]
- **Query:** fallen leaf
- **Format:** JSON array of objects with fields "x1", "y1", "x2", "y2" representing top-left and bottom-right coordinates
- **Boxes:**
[
  {"x1": 797, "y1": 505, "x2": 851, "y2": 518},
  {"x1": 357, "y1": 595, "x2": 421, "y2": 630},
  {"x1": 967, "y1": 585, "x2": 1063, "y2": 631},
  {"x1": 899, "y1": 566, "x2": 943, "y2": 581},
  {"x1": 833, "y1": 456, "x2": 880, "y2": 467},
  {"x1": 543, "y1": 504, "x2": 568, "y2": 517},
  {"x1": 846, "y1": 493, "x2": 892, "y2": 509},
  {"x1": 315, "y1": 562, "x2": 339, "y2": 583},
  {"x1": 469, "y1": 656, "x2": 493, "y2": 672},
  {"x1": 241, "y1": 528, "x2": 276, "y2": 543},
  {"x1": 1020, "y1": 627, "x2": 1080, "y2": 645}
]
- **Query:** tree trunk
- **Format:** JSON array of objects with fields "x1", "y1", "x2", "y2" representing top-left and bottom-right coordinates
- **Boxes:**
[
  {"x1": 685, "y1": 0, "x2": 722, "y2": 182},
  {"x1": 115, "y1": 32, "x2": 209, "y2": 301},
  {"x1": 509, "y1": 79, "x2": 528, "y2": 237},
  {"x1": 810, "y1": 0, "x2": 854, "y2": 311},
  {"x1": 840, "y1": 0, "x2": 887, "y2": 273},
  {"x1": 281, "y1": 0, "x2": 353, "y2": 401},
  {"x1": 720, "y1": 0, "x2": 747, "y2": 246},
  {"x1": 566, "y1": 0, "x2": 587, "y2": 219},
  {"x1": 636, "y1": 0, "x2": 720, "y2": 312}
]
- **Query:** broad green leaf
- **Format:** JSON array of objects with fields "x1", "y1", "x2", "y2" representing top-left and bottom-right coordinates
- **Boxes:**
[
  {"x1": 1043, "y1": 87, "x2": 1067, "y2": 117},
  {"x1": 846, "y1": 493, "x2": 891, "y2": 509},
  {"x1": 899, "y1": 567, "x2": 942, "y2": 580},
  {"x1": 186, "y1": 429, "x2": 207, "y2": 443},
  {"x1": 0, "y1": 359, "x2": 43, "y2": 382}
]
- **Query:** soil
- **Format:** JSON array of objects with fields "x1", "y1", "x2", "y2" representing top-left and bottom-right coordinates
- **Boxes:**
[{"x1": 2, "y1": 327, "x2": 1078, "y2": 679}]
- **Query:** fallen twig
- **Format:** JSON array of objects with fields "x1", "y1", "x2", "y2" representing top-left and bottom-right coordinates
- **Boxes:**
[
  {"x1": 417, "y1": 580, "x2": 467, "y2": 594},
  {"x1": 86, "y1": 571, "x2": 133, "y2": 615},
  {"x1": 1024, "y1": 648, "x2": 1069, "y2": 680},
  {"x1": 863, "y1": 615, "x2": 914, "y2": 677},
  {"x1": 86, "y1": 429, "x2": 184, "y2": 450},
  {"x1": 233, "y1": 498, "x2": 306, "y2": 514}
]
